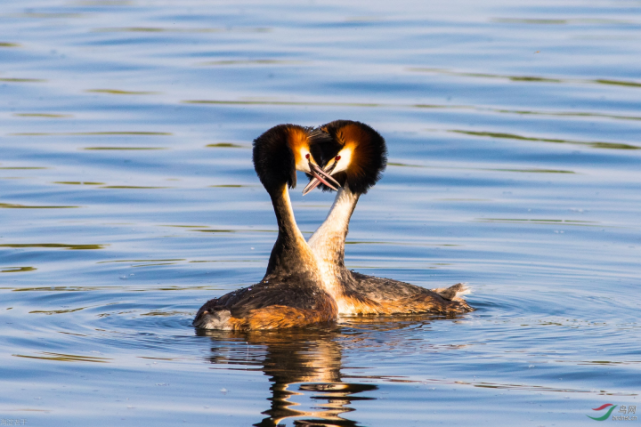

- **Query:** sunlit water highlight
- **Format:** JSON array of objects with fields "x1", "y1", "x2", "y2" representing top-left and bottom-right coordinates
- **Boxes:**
[{"x1": 1, "y1": 0, "x2": 640, "y2": 425}]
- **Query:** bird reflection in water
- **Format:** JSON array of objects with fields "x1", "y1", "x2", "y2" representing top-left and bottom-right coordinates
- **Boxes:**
[{"x1": 197, "y1": 327, "x2": 377, "y2": 427}]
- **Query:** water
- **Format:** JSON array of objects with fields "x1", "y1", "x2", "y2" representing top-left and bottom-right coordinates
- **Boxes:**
[{"x1": 1, "y1": 0, "x2": 640, "y2": 425}]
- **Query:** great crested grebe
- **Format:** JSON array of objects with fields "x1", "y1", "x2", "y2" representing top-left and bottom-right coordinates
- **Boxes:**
[
  {"x1": 305, "y1": 120, "x2": 473, "y2": 316},
  {"x1": 193, "y1": 124, "x2": 342, "y2": 330}
]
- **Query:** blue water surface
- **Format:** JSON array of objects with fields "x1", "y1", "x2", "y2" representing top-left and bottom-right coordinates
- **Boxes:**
[{"x1": 1, "y1": 0, "x2": 640, "y2": 425}]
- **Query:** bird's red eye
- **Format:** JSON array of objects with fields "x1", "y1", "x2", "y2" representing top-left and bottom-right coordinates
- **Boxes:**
[
  {"x1": 335, "y1": 155, "x2": 341, "y2": 161},
  {"x1": 305, "y1": 153, "x2": 310, "y2": 159}
]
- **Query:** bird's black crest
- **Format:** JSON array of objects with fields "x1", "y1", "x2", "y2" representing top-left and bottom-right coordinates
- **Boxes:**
[
  {"x1": 314, "y1": 120, "x2": 387, "y2": 195},
  {"x1": 309, "y1": 127, "x2": 342, "y2": 166},
  {"x1": 253, "y1": 124, "x2": 308, "y2": 192}
]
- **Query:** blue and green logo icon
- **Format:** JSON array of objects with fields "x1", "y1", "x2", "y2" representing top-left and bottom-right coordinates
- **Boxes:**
[{"x1": 588, "y1": 404, "x2": 617, "y2": 421}]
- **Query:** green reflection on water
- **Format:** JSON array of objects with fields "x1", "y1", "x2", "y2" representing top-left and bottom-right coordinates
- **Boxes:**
[
  {"x1": 72, "y1": 0, "x2": 132, "y2": 5},
  {"x1": 184, "y1": 99, "x2": 382, "y2": 108},
  {"x1": 7, "y1": 285, "x2": 238, "y2": 292},
  {"x1": 1, "y1": 267, "x2": 36, "y2": 273},
  {"x1": 30, "y1": 307, "x2": 86, "y2": 315},
  {"x1": 94, "y1": 26, "x2": 270, "y2": 33},
  {"x1": 12, "y1": 352, "x2": 111, "y2": 363},
  {"x1": 345, "y1": 241, "x2": 391, "y2": 245},
  {"x1": 86, "y1": 89, "x2": 159, "y2": 95},
  {"x1": 83, "y1": 147, "x2": 166, "y2": 150},
  {"x1": 388, "y1": 162, "x2": 423, "y2": 168},
  {"x1": 98, "y1": 258, "x2": 185, "y2": 263},
  {"x1": 189, "y1": 260, "x2": 260, "y2": 263},
  {"x1": 492, "y1": 109, "x2": 641, "y2": 122},
  {"x1": 344, "y1": 372, "x2": 637, "y2": 395},
  {"x1": 12, "y1": 131, "x2": 171, "y2": 136},
  {"x1": 198, "y1": 59, "x2": 306, "y2": 66},
  {"x1": 345, "y1": 241, "x2": 461, "y2": 247},
  {"x1": 99, "y1": 186, "x2": 170, "y2": 189},
  {"x1": 510, "y1": 76, "x2": 561, "y2": 82},
  {"x1": 0, "y1": 243, "x2": 105, "y2": 250},
  {"x1": 206, "y1": 143, "x2": 247, "y2": 148},
  {"x1": 449, "y1": 130, "x2": 639, "y2": 150},
  {"x1": 190, "y1": 228, "x2": 277, "y2": 233},
  {"x1": 595, "y1": 79, "x2": 641, "y2": 88},
  {"x1": 0, "y1": 167, "x2": 47, "y2": 170},
  {"x1": 54, "y1": 181, "x2": 104, "y2": 185},
  {"x1": 138, "y1": 356, "x2": 174, "y2": 361},
  {"x1": 491, "y1": 17, "x2": 637, "y2": 26},
  {"x1": 491, "y1": 168, "x2": 574, "y2": 174},
  {"x1": 491, "y1": 18, "x2": 568, "y2": 25},
  {"x1": 0, "y1": 78, "x2": 46, "y2": 83},
  {"x1": 407, "y1": 67, "x2": 561, "y2": 83},
  {"x1": 11, "y1": 286, "x2": 101, "y2": 292},
  {"x1": 460, "y1": 378, "x2": 636, "y2": 395},
  {"x1": 389, "y1": 161, "x2": 575, "y2": 174},
  {"x1": 408, "y1": 67, "x2": 641, "y2": 90},
  {"x1": 0, "y1": 203, "x2": 78, "y2": 209},
  {"x1": 477, "y1": 218, "x2": 600, "y2": 227},
  {"x1": 141, "y1": 311, "x2": 191, "y2": 316},
  {"x1": 183, "y1": 97, "x2": 641, "y2": 122},
  {"x1": 17, "y1": 12, "x2": 83, "y2": 18},
  {"x1": 131, "y1": 262, "x2": 178, "y2": 267},
  {"x1": 435, "y1": 198, "x2": 492, "y2": 201},
  {"x1": 14, "y1": 113, "x2": 72, "y2": 118},
  {"x1": 162, "y1": 225, "x2": 208, "y2": 228},
  {"x1": 0, "y1": 42, "x2": 21, "y2": 47}
]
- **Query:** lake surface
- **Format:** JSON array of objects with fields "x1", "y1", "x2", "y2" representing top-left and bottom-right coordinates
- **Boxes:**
[{"x1": 1, "y1": 0, "x2": 640, "y2": 425}]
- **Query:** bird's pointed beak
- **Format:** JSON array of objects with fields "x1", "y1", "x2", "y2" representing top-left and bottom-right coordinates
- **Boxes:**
[{"x1": 303, "y1": 158, "x2": 339, "y2": 196}]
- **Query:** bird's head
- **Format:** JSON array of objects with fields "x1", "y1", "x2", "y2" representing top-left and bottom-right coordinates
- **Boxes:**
[
  {"x1": 253, "y1": 124, "x2": 341, "y2": 194},
  {"x1": 303, "y1": 120, "x2": 387, "y2": 195}
]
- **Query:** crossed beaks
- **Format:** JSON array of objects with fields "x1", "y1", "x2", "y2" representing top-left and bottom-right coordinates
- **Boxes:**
[{"x1": 303, "y1": 158, "x2": 339, "y2": 196}]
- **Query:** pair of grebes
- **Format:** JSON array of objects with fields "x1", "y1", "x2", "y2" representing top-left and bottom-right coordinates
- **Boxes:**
[{"x1": 193, "y1": 120, "x2": 473, "y2": 330}]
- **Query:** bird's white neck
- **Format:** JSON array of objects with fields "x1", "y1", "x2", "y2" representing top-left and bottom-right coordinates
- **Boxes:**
[{"x1": 308, "y1": 186, "x2": 359, "y2": 299}]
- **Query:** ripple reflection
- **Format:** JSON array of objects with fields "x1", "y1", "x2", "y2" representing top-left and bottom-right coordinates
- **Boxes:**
[{"x1": 199, "y1": 329, "x2": 377, "y2": 427}]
